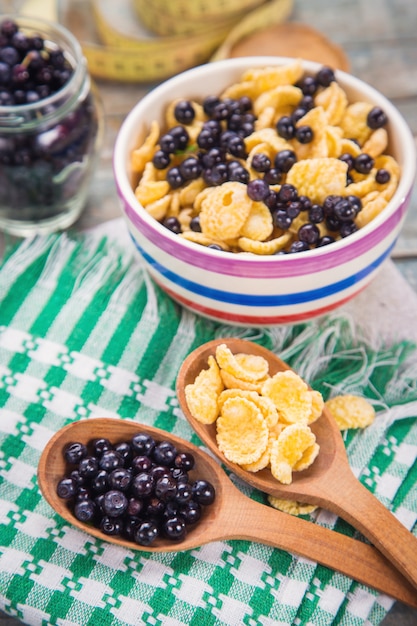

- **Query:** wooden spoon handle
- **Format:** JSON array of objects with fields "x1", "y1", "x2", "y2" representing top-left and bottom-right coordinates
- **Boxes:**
[
  {"x1": 313, "y1": 469, "x2": 417, "y2": 592},
  {"x1": 218, "y1": 494, "x2": 417, "y2": 608}
]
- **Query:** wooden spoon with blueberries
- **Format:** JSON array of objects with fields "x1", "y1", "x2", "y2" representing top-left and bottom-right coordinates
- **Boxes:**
[
  {"x1": 38, "y1": 417, "x2": 417, "y2": 607},
  {"x1": 176, "y1": 338, "x2": 417, "y2": 592}
]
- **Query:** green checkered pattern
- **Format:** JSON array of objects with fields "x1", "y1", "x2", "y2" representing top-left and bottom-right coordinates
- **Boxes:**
[{"x1": 0, "y1": 232, "x2": 416, "y2": 626}]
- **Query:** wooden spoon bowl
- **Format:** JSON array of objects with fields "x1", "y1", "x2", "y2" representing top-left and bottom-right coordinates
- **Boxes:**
[
  {"x1": 176, "y1": 338, "x2": 417, "y2": 591},
  {"x1": 38, "y1": 417, "x2": 417, "y2": 607}
]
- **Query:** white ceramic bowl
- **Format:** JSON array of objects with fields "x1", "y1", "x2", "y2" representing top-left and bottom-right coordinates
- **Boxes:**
[{"x1": 113, "y1": 57, "x2": 416, "y2": 326}]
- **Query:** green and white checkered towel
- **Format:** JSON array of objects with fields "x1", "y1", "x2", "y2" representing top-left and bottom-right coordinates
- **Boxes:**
[{"x1": 1, "y1": 227, "x2": 417, "y2": 626}]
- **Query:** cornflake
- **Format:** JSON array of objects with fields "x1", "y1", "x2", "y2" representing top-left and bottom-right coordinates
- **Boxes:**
[
  {"x1": 216, "y1": 396, "x2": 269, "y2": 465},
  {"x1": 267, "y1": 495, "x2": 318, "y2": 516},
  {"x1": 325, "y1": 394, "x2": 375, "y2": 430}
]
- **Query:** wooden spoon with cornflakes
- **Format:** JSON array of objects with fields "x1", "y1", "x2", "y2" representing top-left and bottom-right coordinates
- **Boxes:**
[
  {"x1": 177, "y1": 338, "x2": 417, "y2": 591},
  {"x1": 38, "y1": 417, "x2": 417, "y2": 607}
]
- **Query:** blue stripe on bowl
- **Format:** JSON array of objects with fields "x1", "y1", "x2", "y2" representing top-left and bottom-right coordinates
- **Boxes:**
[{"x1": 130, "y1": 234, "x2": 395, "y2": 307}]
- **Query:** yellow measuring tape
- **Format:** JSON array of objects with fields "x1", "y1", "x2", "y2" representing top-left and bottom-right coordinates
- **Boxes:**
[{"x1": 20, "y1": 0, "x2": 294, "y2": 83}]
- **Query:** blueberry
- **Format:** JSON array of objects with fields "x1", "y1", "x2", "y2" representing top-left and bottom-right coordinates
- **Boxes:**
[
  {"x1": 276, "y1": 116, "x2": 295, "y2": 139},
  {"x1": 247, "y1": 178, "x2": 270, "y2": 202},
  {"x1": 322, "y1": 195, "x2": 343, "y2": 217},
  {"x1": 155, "y1": 475, "x2": 177, "y2": 502},
  {"x1": 316, "y1": 235, "x2": 336, "y2": 247},
  {"x1": 146, "y1": 497, "x2": 166, "y2": 519},
  {"x1": 308, "y1": 204, "x2": 324, "y2": 223},
  {"x1": 289, "y1": 240, "x2": 310, "y2": 253},
  {"x1": 191, "y1": 479, "x2": 215, "y2": 505},
  {"x1": 274, "y1": 150, "x2": 297, "y2": 173},
  {"x1": 91, "y1": 438, "x2": 112, "y2": 457},
  {"x1": 153, "y1": 441, "x2": 177, "y2": 466},
  {"x1": 179, "y1": 156, "x2": 201, "y2": 181},
  {"x1": 263, "y1": 168, "x2": 283, "y2": 185},
  {"x1": 170, "y1": 467, "x2": 189, "y2": 484},
  {"x1": 298, "y1": 195, "x2": 312, "y2": 212},
  {"x1": 298, "y1": 223, "x2": 320, "y2": 244},
  {"x1": 134, "y1": 521, "x2": 159, "y2": 546},
  {"x1": 153, "y1": 149, "x2": 171, "y2": 169},
  {"x1": 297, "y1": 75, "x2": 318, "y2": 96},
  {"x1": 69, "y1": 470, "x2": 85, "y2": 489},
  {"x1": 299, "y1": 95, "x2": 315, "y2": 111},
  {"x1": 199, "y1": 147, "x2": 224, "y2": 168},
  {"x1": 338, "y1": 153, "x2": 355, "y2": 171},
  {"x1": 292, "y1": 107, "x2": 308, "y2": 123},
  {"x1": 190, "y1": 216, "x2": 202, "y2": 232},
  {"x1": 99, "y1": 516, "x2": 123, "y2": 536},
  {"x1": 174, "y1": 452, "x2": 195, "y2": 471},
  {"x1": 56, "y1": 477, "x2": 76, "y2": 499},
  {"x1": 227, "y1": 162, "x2": 249, "y2": 184},
  {"x1": 131, "y1": 454, "x2": 152, "y2": 473},
  {"x1": 333, "y1": 198, "x2": 357, "y2": 221},
  {"x1": 74, "y1": 498, "x2": 96, "y2": 522},
  {"x1": 278, "y1": 183, "x2": 298, "y2": 203},
  {"x1": 64, "y1": 442, "x2": 88, "y2": 465},
  {"x1": 78, "y1": 455, "x2": 99, "y2": 478},
  {"x1": 175, "y1": 482, "x2": 192, "y2": 504},
  {"x1": 102, "y1": 490, "x2": 128, "y2": 518},
  {"x1": 99, "y1": 449, "x2": 124, "y2": 472},
  {"x1": 295, "y1": 125, "x2": 314, "y2": 144},
  {"x1": 166, "y1": 166, "x2": 184, "y2": 189},
  {"x1": 263, "y1": 190, "x2": 278, "y2": 211},
  {"x1": 367, "y1": 106, "x2": 388, "y2": 129},
  {"x1": 114, "y1": 441, "x2": 133, "y2": 465},
  {"x1": 131, "y1": 472, "x2": 155, "y2": 498},
  {"x1": 90, "y1": 470, "x2": 109, "y2": 494},
  {"x1": 131, "y1": 432, "x2": 156, "y2": 456},
  {"x1": 226, "y1": 134, "x2": 247, "y2": 159},
  {"x1": 179, "y1": 500, "x2": 202, "y2": 525},
  {"x1": 375, "y1": 168, "x2": 391, "y2": 184},
  {"x1": 159, "y1": 133, "x2": 177, "y2": 154},
  {"x1": 174, "y1": 100, "x2": 195, "y2": 124},
  {"x1": 197, "y1": 128, "x2": 220, "y2": 150},
  {"x1": 287, "y1": 201, "x2": 302, "y2": 219},
  {"x1": 326, "y1": 214, "x2": 342, "y2": 232},
  {"x1": 127, "y1": 497, "x2": 145, "y2": 517},
  {"x1": 203, "y1": 94, "x2": 221, "y2": 116},
  {"x1": 108, "y1": 468, "x2": 133, "y2": 491},
  {"x1": 251, "y1": 152, "x2": 271, "y2": 172},
  {"x1": 203, "y1": 162, "x2": 228, "y2": 186},
  {"x1": 273, "y1": 209, "x2": 292, "y2": 230},
  {"x1": 354, "y1": 153, "x2": 374, "y2": 174},
  {"x1": 150, "y1": 465, "x2": 171, "y2": 481},
  {"x1": 345, "y1": 195, "x2": 362, "y2": 214},
  {"x1": 75, "y1": 487, "x2": 90, "y2": 501},
  {"x1": 213, "y1": 100, "x2": 232, "y2": 120},
  {"x1": 169, "y1": 125, "x2": 189, "y2": 151},
  {"x1": 340, "y1": 220, "x2": 358, "y2": 237},
  {"x1": 123, "y1": 516, "x2": 141, "y2": 541},
  {"x1": 316, "y1": 66, "x2": 335, "y2": 87},
  {"x1": 163, "y1": 515, "x2": 187, "y2": 541}
]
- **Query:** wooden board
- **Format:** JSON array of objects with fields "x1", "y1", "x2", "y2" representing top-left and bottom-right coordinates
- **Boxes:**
[{"x1": 228, "y1": 22, "x2": 350, "y2": 71}]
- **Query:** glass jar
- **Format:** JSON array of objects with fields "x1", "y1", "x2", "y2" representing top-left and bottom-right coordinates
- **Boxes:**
[{"x1": 0, "y1": 15, "x2": 102, "y2": 236}]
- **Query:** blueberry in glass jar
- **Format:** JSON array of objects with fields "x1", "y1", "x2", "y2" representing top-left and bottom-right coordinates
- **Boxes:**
[{"x1": 0, "y1": 16, "x2": 101, "y2": 236}]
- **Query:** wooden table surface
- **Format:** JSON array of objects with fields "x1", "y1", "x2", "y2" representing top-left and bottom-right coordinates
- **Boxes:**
[{"x1": 1, "y1": 0, "x2": 417, "y2": 624}]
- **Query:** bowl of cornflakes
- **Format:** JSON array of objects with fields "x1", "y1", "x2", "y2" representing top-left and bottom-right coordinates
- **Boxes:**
[{"x1": 113, "y1": 56, "x2": 416, "y2": 326}]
